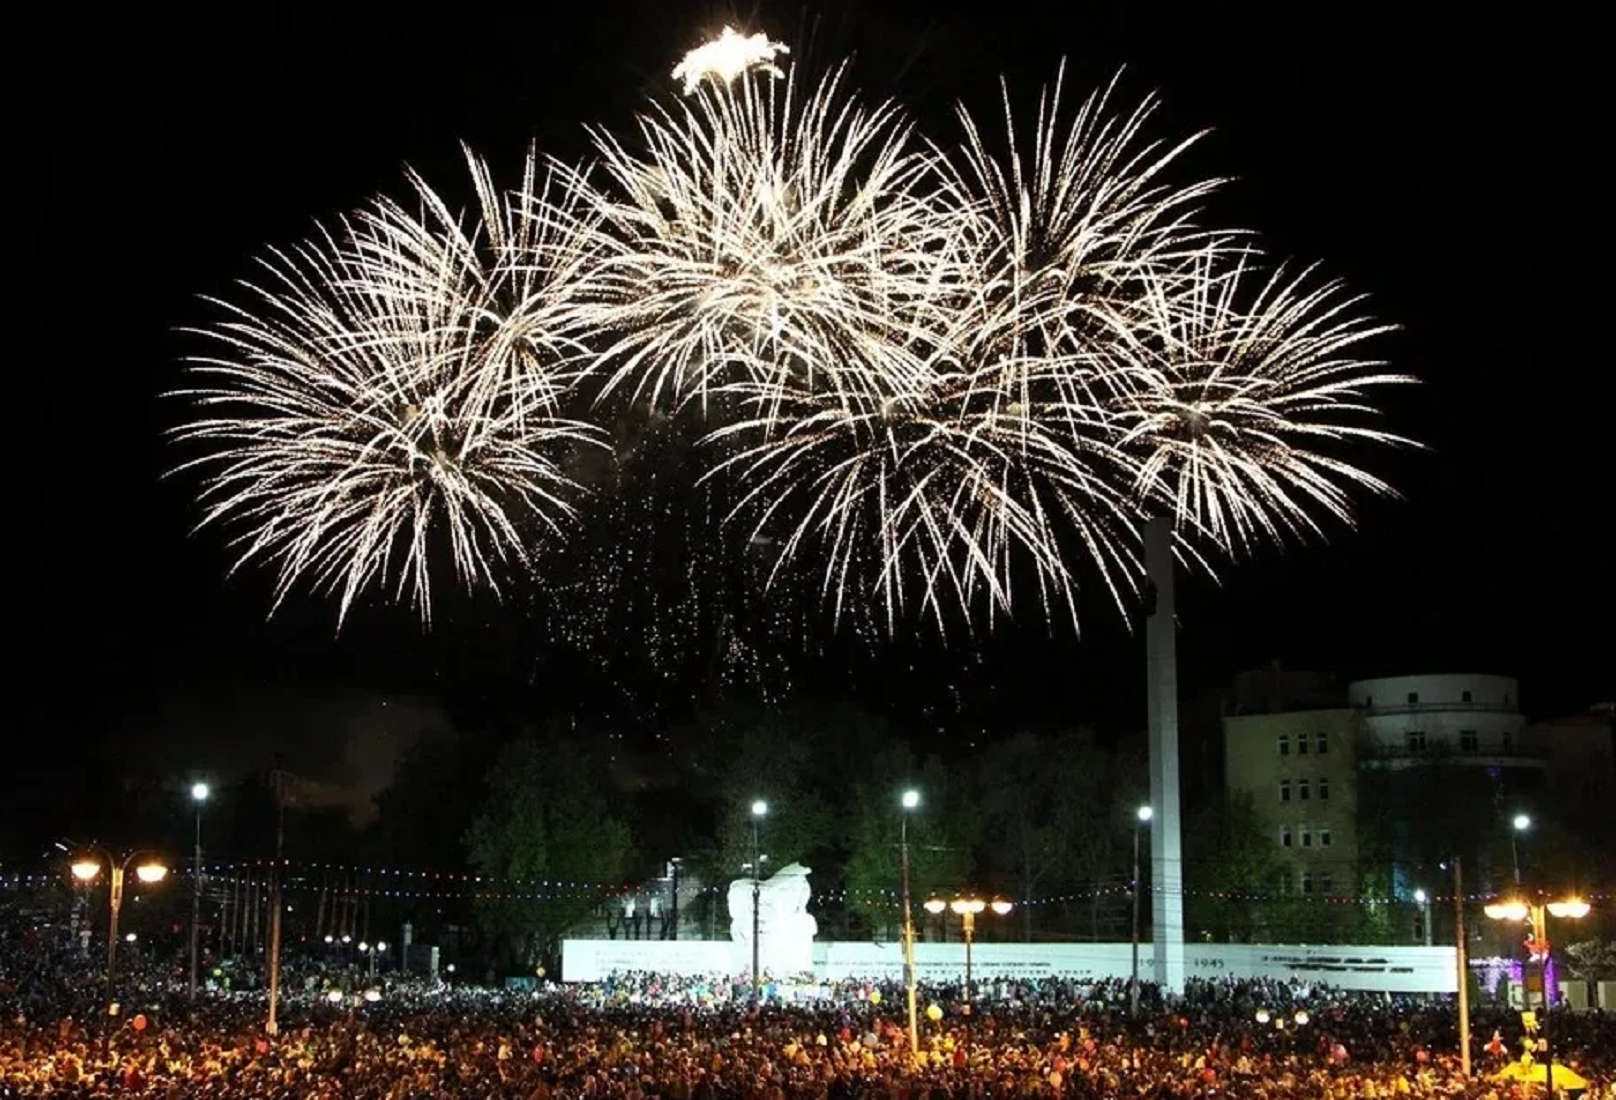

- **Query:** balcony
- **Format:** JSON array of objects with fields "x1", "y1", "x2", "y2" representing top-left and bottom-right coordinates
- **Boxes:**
[
  {"x1": 1359, "y1": 743, "x2": 1549, "y2": 770},
  {"x1": 1360, "y1": 701, "x2": 1519, "y2": 717}
]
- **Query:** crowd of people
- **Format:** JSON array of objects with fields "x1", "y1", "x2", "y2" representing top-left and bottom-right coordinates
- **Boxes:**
[{"x1": 1, "y1": 906, "x2": 1611, "y2": 1097}]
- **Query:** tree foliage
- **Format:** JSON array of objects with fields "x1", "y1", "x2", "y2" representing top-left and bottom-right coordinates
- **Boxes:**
[{"x1": 464, "y1": 736, "x2": 633, "y2": 965}]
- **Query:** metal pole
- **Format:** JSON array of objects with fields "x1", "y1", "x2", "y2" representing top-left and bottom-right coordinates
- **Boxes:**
[
  {"x1": 1131, "y1": 821, "x2": 1142, "y2": 1016},
  {"x1": 266, "y1": 774, "x2": 286, "y2": 1036},
  {"x1": 750, "y1": 819, "x2": 761, "y2": 1001},
  {"x1": 901, "y1": 812, "x2": 918, "y2": 1053},
  {"x1": 962, "y1": 912, "x2": 974, "y2": 1010},
  {"x1": 1512, "y1": 834, "x2": 1521, "y2": 886},
  {"x1": 670, "y1": 861, "x2": 680, "y2": 941},
  {"x1": 1454, "y1": 858, "x2": 1471, "y2": 1077},
  {"x1": 106, "y1": 865, "x2": 124, "y2": 1009},
  {"x1": 189, "y1": 803, "x2": 202, "y2": 1000}
]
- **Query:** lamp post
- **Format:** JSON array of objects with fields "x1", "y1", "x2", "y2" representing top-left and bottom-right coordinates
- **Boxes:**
[
  {"x1": 1510, "y1": 813, "x2": 1530, "y2": 886},
  {"x1": 1132, "y1": 805, "x2": 1153, "y2": 1016},
  {"x1": 899, "y1": 789, "x2": 921, "y2": 1054},
  {"x1": 1450, "y1": 858, "x2": 1471, "y2": 1078},
  {"x1": 750, "y1": 799, "x2": 767, "y2": 1001},
  {"x1": 70, "y1": 848, "x2": 169, "y2": 1014},
  {"x1": 925, "y1": 895, "x2": 1013, "y2": 1014},
  {"x1": 358, "y1": 940, "x2": 388, "y2": 980},
  {"x1": 189, "y1": 782, "x2": 210, "y2": 1001},
  {"x1": 1483, "y1": 894, "x2": 1591, "y2": 1098},
  {"x1": 1413, "y1": 888, "x2": 1432, "y2": 946}
]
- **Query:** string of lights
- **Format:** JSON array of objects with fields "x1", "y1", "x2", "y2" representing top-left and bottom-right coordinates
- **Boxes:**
[{"x1": 11, "y1": 869, "x2": 1603, "y2": 909}]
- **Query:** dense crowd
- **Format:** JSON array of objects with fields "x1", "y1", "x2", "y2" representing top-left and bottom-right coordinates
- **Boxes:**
[{"x1": 1, "y1": 908, "x2": 1611, "y2": 1097}]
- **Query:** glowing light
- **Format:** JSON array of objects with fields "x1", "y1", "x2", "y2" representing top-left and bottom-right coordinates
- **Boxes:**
[
  {"x1": 1547, "y1": 899, "x2": 1590, "y2": 920},
  {"x1": 71, "y1": 861, "x2": 100, "y2": 882},
  {"x1": 191, "y1": 782, "x2": 211, "y2": 803},
  {"x1": 751, "y1": 799, "x2": 769, "y2": 818},
  {"x1": 1485, "y1": 901, "x2": 1529, "y2": 922},
  {"x1": 1255, "y1": 1009, "x2": 1271, "y2": 1024},
  {"x1": 326, "y1": 990, "x2": 344, "y2": 1004},
  {"x1": 363, "y1": 989, "x2": 382, "y2": 1002},
  {"x1": 923, "y1": 898, "x2": 946, "y2": 915},
  {"x1": 1137, "y1": 806, "x2": 1154, "y2": 823},
  {"x1": 989, "y1": 899, "x2": 1014, "y2": 916},
  {"x1": 1512, "y1": 813, "x2": 1532, "y2": 832},
  {"x1": 1413, "y1": 889, "x2": 1426, "y2": 904},
  {"x1": 135, "y1": 863, "x2": 168, "y2": 884},
  {"x1": 901, "y1": 789, "x2": 920, "y2": 810},
  {"x1": 672, "y1": 27, "x2": 789, "y2": 95}
]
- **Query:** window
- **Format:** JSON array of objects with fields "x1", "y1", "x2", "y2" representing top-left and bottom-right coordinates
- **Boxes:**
[
  {"x1": 1365, "y1": 695, "x2": 1373, "y2": 708},
  {"x1": 1297, "y1": 734, "x2": 1309, "y2": 756},
  {"x1": 1280, "y1": 780, "x2": 1292, "y2": 803},
  {"x1": 1318, "y1": 777, "x2": 1330, "y2": 801},
  {"x1": 1406, "y1": 730, "x2": 1427, "y2": 752},
  {"x1": 1320, "y1": 872, "x2": 1334, "y2": 895},
  {"x1": 1299, "y1": 779, "x2": 1311, "y2": 801},
  {"x1": 1502, "y1": 731, "x2": 1515, "y2": 754},
  {"x1": 1280, "y1": 826, "x2": 1293, "y2": 848},
  {"x1": 1319, "y1": 828, "x2": 1333, "y2": 848},
  {"x1": 1460, "y1": 729, "x2": 1479, "y2": 753},
  {"x1": 1301, "y1": 827, "x2": 1313, "y2": 848},
  {"x1": 1462, "y1": 690, "x2": 1473, "y2": 703},
  {"x1": 1301, "y1": 871, "x2": 1315, "y2": 895},
  {"x1": 1407, "y1": 691, "x2": 1420, "y2": 704},
  {"x1": 1278, "y1": 734, "x2": 1290, "y2": 756},
  {"x1": 1316, "y1": 732, "x2": 1328, "y2": 755}
]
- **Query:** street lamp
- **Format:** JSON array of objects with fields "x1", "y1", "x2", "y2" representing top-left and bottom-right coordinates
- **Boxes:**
[
  {"x1": 1484, "y1": 893, "x2": 1592, "y2": 1097},
  {"x1": 750, "y1": 799, "x2": 768, "y2": 1001},
  {"x1": 70, "y1": 848, "x2": 168, "y2": 1015},
  {"x1": 1510, "y1": 814, "x2": 1531, "y2": 886},
  {"x1": 899, "y1": 788, "x2": 921, "y2": 1054},
  {"x1": 925, "y1": 895, "x2": 1014, "y2": 1015},
  {"x1": 189, "y1": 782, "x2": 210, "y2": 1001},
  {"x1": 1132, "y1": 805, "x2": 1153, "y2": 1016},
  {"x1": 1413, "y1": 888, "x2": 1432, "y2": 946}
]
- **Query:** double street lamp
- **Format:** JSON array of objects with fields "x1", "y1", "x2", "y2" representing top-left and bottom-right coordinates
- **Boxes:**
[
  {"x1": 924, "y1": 895, "x2": 1013, "y2": 1014},
  {"x1": 70, "y1": 848, "x2": 169, "y2": 1013},
  {"x1": 1483, "y1": 893, "x2": 1592, "y2": 1097}
]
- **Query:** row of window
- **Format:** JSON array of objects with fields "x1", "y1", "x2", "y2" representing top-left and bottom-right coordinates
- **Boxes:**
[
  {"x1": 1294, "y1": 870, "x2": 1335, "y2": 896},
  {"x1": 1405, "y1": 730, "x2": 1513, "y2": 753},
  {"x1": 1277, "y1": 733, "x2": 1328, "y2": 756},
  {"x1": 1279, "y1": 778, "x2": 1329, "y2": 803},
  {"x1": 1279, "y1": 825, "x2": 1333, "y2": 849}
]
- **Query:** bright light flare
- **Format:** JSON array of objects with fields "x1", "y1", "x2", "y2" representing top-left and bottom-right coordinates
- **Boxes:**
[
  {"x1": 71, "y1": 861, "x2": 100, "y2": 882},
  {"x1": 672, "y1": 26, "x2": 789, "y2": 95},
  {"x1": 135, "y1": 863, "x2": 168, "y2": 884}
]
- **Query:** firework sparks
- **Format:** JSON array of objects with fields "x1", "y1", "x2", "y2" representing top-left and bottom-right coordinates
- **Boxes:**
[
  {"x1": 672, "y1": 26, "x2": 790, "y2": 95},
  {"x1": 569, "y1": 62, "x2": 964, "y2": 415},
  {"x1": 173, "y1": 36, "x2": 1412, "y2": 639},
  {"x1": 171, "y1": 147, "x2": 605, "y2": 626}
]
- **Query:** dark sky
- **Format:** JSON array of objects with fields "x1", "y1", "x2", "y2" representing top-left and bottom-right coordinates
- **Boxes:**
[{"x1": 13, "y1": 6, "x2": 1602, "y2": 806}]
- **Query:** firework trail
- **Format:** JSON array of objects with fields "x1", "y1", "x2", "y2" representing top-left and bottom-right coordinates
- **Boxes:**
[{"x1": 171, "y1": 147, "x2": 604, "y2": 625}]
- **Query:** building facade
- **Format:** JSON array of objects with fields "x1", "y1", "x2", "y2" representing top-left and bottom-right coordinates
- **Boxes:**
[
  {"x1": 1346, "y1": 674, "x2": 1542, "y2": 772},
  {"x1": 1224, "y1": 707, "x2": 1363, "y2": 899}
]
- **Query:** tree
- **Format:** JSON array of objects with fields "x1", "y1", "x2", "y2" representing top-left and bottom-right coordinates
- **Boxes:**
[
  {"x1": 1182, "y1": 791, "x2": 1279, "y2": 943},
  {"x1": 975, "y1": 729, "x2": 1142, "y2": 940},
  {"x1": 842, "y1": 744, "x2": 975, "y2": 939},
  {"x1": 464, "y1": 736, "x2": 633, "y2": 968}
]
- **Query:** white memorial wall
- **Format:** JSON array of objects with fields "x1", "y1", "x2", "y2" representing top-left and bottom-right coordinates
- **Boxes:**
[{"x1": 561, "y1": 939, "x2": 1459, "y2": 994}]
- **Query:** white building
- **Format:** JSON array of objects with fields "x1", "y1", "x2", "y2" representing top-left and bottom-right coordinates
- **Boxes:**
[{"x1": 1346, "y1": 674, "x2": 1542, "y2": 770}]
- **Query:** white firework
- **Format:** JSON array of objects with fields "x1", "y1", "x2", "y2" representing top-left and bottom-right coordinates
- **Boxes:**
[
  {"x1": 1115, "y1": 250, "x2": 1414, "y2": 555},
  {"x1": 671, "y1": 26, "x2": 790, "y2": 95},
  {"x1": 171, "y1": 147, "x2": 605, "y2": 625},
  {"x1": 568, "y1": 61, "x2": 966, "y2": 416}
]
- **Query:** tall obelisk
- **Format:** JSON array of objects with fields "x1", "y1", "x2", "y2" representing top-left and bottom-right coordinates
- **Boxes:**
[{"x1": 1144, "y1": 517, "x2": 1186, "y2": 993}]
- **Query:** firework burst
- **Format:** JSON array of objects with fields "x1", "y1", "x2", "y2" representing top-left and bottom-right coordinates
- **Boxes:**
[
  {"x1": 173, "y1": 33, "x2": 1413, "y2": 640},
  {"x1": 171, "y1": 147, "x2": 605, "y2": 626},
  {"x1": 568, "y1": 61, "x2": 965, "y2": 416},
  {"x1": 1116, "y1": 250, "x2": 1413, "y2": 556}
]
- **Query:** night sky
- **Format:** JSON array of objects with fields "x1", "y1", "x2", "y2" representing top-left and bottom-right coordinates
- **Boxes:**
[{"x1": 14, "y1": 7, "x2": 1601, "y2": 826}]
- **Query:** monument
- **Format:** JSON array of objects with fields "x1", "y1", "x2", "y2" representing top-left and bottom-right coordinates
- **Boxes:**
[{"x1": 728, "y1": 863, "x2": 817, "y2": 979}]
